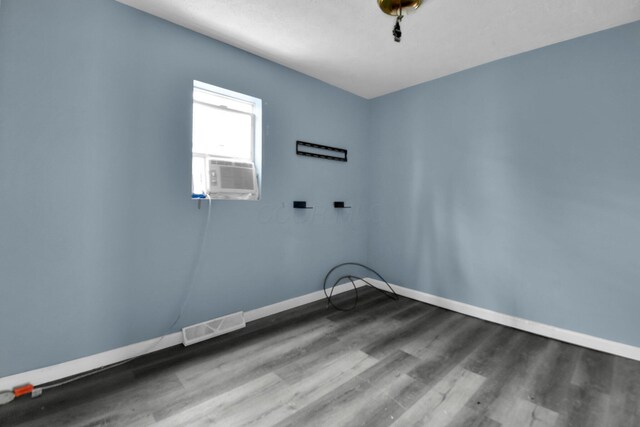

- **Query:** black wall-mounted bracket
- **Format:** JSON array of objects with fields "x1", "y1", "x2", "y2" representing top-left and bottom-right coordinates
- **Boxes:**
[
  {"x1": 293, "y1": 201, "x2": 313, "y2": 209},
  {"x1": 296, "y1": 141, "x2": 347, "y2": 162},
  {"x1": 333, "y1": 201, "x2": 351, "y2": 209}
]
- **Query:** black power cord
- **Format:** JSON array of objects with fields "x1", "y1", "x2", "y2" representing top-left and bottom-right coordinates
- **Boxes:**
[{"x1": 323, "y1": 262, "x2": 398, "y2": 311}]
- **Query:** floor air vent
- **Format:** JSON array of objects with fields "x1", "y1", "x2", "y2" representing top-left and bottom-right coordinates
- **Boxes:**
[{"x1": 182, "y1": 311, "x2": 246, "y2": 347}]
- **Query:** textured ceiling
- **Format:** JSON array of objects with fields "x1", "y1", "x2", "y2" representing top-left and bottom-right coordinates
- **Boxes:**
[{"x1": 116, "y1": 0, "x2": 640, "y2": 99}]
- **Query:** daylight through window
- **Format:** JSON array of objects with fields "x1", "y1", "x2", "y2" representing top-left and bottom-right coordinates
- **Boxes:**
[{"x1": 192, "y1": 81, "x2": 262, "y2": 200}]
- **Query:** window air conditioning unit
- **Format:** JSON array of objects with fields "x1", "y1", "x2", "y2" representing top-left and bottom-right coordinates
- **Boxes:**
[{"x1": 206, "y1": 157, "x2": 259, "y2": 200}]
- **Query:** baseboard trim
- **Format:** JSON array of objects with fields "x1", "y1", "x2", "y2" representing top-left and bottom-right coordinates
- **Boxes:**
[
  {"x1": 4, "y1": 278, "x2": 638, "y2": 391},
  {"x1": 244, "y1": 282, "x2": 357, "y2": 322},
  {"x1": 363, "y1": 278, "x2": 640, "y2": 362},
  {"x1": 0, "y1": 332, "x2": 183, "y2": 392},
  {"x1": 0, "y1": 282, "x2": 357, "y2": 391}
]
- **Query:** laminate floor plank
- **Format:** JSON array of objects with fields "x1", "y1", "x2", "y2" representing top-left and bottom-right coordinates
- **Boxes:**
[
  {"x1": 328, "y1": 297, "x2": 422, "y2": 335},
  {"x1": 325, "y1": 291, "x2": 398, "y2": 322},
  {"x1": 400, "y1": 310, "x2": 468, "y2": 359},
  {"x1": 16, "y1": 371, "x2": 184, "y2": 427},
  {"x1": 127, "y1": 295, "x2": 347, "y2": 380},
  {"x1": 391, "y1": 300, "x2": 435, "y2": 321},
  {"x1": 156, "y1": 373, "x2": 284, "y2": 426},
  {"x1": 274, "y1": 351, "x2": 419, "y2": 427},
  {"x1": 448, "y1": 407, "x2": 503, "y2": 427},
  {"x1": 211, "y1": 351, "x2": 379, "y2": 427},
  {"x1": 571, "y1": 348, "x2": 613, "y2": 394},
  {"x1": 406, "y1": 318, "x2": 495, "y2": 386},
  {"x1": 362, "y1": 306, "x2": 448, "y2": 359},
  {"x1": 455, "y1": 332, "x2": 546, "y2": 423},
  {"x1": 561, "y1": 385, "x2": 610, "y2": 427},
  {"x1": 0, "y1": 367, "x2": 137, "y2": 424},
  {"x1": 175, "y1": 318, "x2": 336, "y2": 384},
  {"x1": 462, "y1": 325, "x2": 526, "y2": 376},
  {"x1": 272, "y1": 337, "x2": 360, "y2": 384},
  {"x1": 556, "y1": 347, "x2": 614, "y2": 427},
  {"x1": 2, "y1": 289, "x2": 639, "y2": 427},
  {"x1": 606, "y1": 356, "x2": 640, "y2": 426},
  {"x1": 527, "y1": 340, "x2": 582, "y2": 413},
  {"x1": 390, "y1": 366, "x2": 486, "y2": 427},
  {"x1": 479, "y1": 336, "x2": 557, "y2": 425},
  {"x1": 490, "y1": 397, "x2": 559, "y2": 427},
  {"x1": 152, "y1": 328, "x2": 339, "y2": 420}
]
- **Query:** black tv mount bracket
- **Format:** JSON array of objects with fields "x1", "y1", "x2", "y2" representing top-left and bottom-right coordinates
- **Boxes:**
[{"x1": 296, "y1": 141, "x2": 347, "y2": 162}]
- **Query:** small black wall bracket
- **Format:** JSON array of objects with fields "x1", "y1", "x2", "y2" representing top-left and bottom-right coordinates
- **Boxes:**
[
  {"x1": 333, "y1": 201, "x2": 351, "y2": 208},
  {"x1": 296, "y1": 141, "x2": 347, "y2": 162},
  {"x1": 293, "y1": 201, "x2": 313, "y2": 209}
]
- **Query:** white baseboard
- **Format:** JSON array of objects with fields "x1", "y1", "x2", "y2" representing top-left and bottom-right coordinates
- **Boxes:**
[
  {"x1": 363, "y1": 278, "x2": 640, "y2": 362},
  {"x1": 0, "y1": 282, "x2": 358, "y2": 392},
  {"x1": 0, "y1": 332, "x2": 183, "y2": 392},
  {"x1": 244, "y1": 281, "x2": 358, "y2": 322},
  {"x1": 3, "y1": 278, "x2": 638, "y2": 393}
]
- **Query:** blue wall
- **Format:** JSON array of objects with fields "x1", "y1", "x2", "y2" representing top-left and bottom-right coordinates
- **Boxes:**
[
  {"x1": 0, "y1": 0, "x2": 369, "y2": 377},
  {"x1": 368, "y1": 21, "x2": 640, "y2": 347},
  {"x1": 1, "y1": 0, "x2": 639, "y2": 379}
]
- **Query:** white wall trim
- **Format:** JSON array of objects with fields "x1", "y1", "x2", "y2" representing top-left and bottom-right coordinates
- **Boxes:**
[
  {"x1": 0, "y1": 332, "x2": 183, "y2": 392},
  {"x1": 243, "y1": 281, "x2": 359, "y2": 322},
  {"x1": 3, "y1": 277, "x2": 638, "y2": 392},
  {"x1": 362, "y1": 278, "x2": 640, "y2": 362},
  {"x1": 0, "y1": 282, "x2": 358, "y2": 392}
]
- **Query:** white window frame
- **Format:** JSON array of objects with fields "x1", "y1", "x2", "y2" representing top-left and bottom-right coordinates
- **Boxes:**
[{"x1": 192, "y1": 80, "x2": 262, "y2": 198}]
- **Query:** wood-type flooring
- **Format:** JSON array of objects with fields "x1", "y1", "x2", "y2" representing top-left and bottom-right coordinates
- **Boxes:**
[{"x1": 1, "y1": 287, "x2": 639, "y2": 426}]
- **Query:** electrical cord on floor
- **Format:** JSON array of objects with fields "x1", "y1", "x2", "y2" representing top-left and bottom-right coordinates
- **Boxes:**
[
  {"x1": 34, "y1": 198, "x2": 214, "y2": 393},
  {"x1": 323, "y1": 262, "x2": 398, "y2": 311}
]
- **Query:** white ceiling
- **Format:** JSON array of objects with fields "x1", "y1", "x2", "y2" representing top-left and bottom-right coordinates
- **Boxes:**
[{"x1": 116, "y1": 0, "x2": 640, "y2": 99}]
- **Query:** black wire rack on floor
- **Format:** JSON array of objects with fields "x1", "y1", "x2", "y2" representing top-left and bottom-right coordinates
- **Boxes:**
[{"x1": 323, "y1": 262, "x2": 398, "y2": 311}]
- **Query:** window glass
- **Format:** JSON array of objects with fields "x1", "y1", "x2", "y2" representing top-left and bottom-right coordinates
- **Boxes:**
[
  {"x1": 191, "y1": 81, "x2": 262, "y2": 199},
  {"x1": 192, "y1": 102, "x2": 253, "y2": 160}
]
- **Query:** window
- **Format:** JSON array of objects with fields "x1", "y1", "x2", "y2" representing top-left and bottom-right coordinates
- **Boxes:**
[{"x1": 191, "y1": 81, "x2": 262, "y2": 200}]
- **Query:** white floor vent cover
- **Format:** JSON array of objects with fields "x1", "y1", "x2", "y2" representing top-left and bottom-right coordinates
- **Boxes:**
[{"x1": 182, "y1": 311, "x2": 246, "y2": 347}]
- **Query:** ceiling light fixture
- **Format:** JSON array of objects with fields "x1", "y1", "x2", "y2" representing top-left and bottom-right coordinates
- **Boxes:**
[{"x1": 378, "y1": 0, "x2": 422, "y2": 43}]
